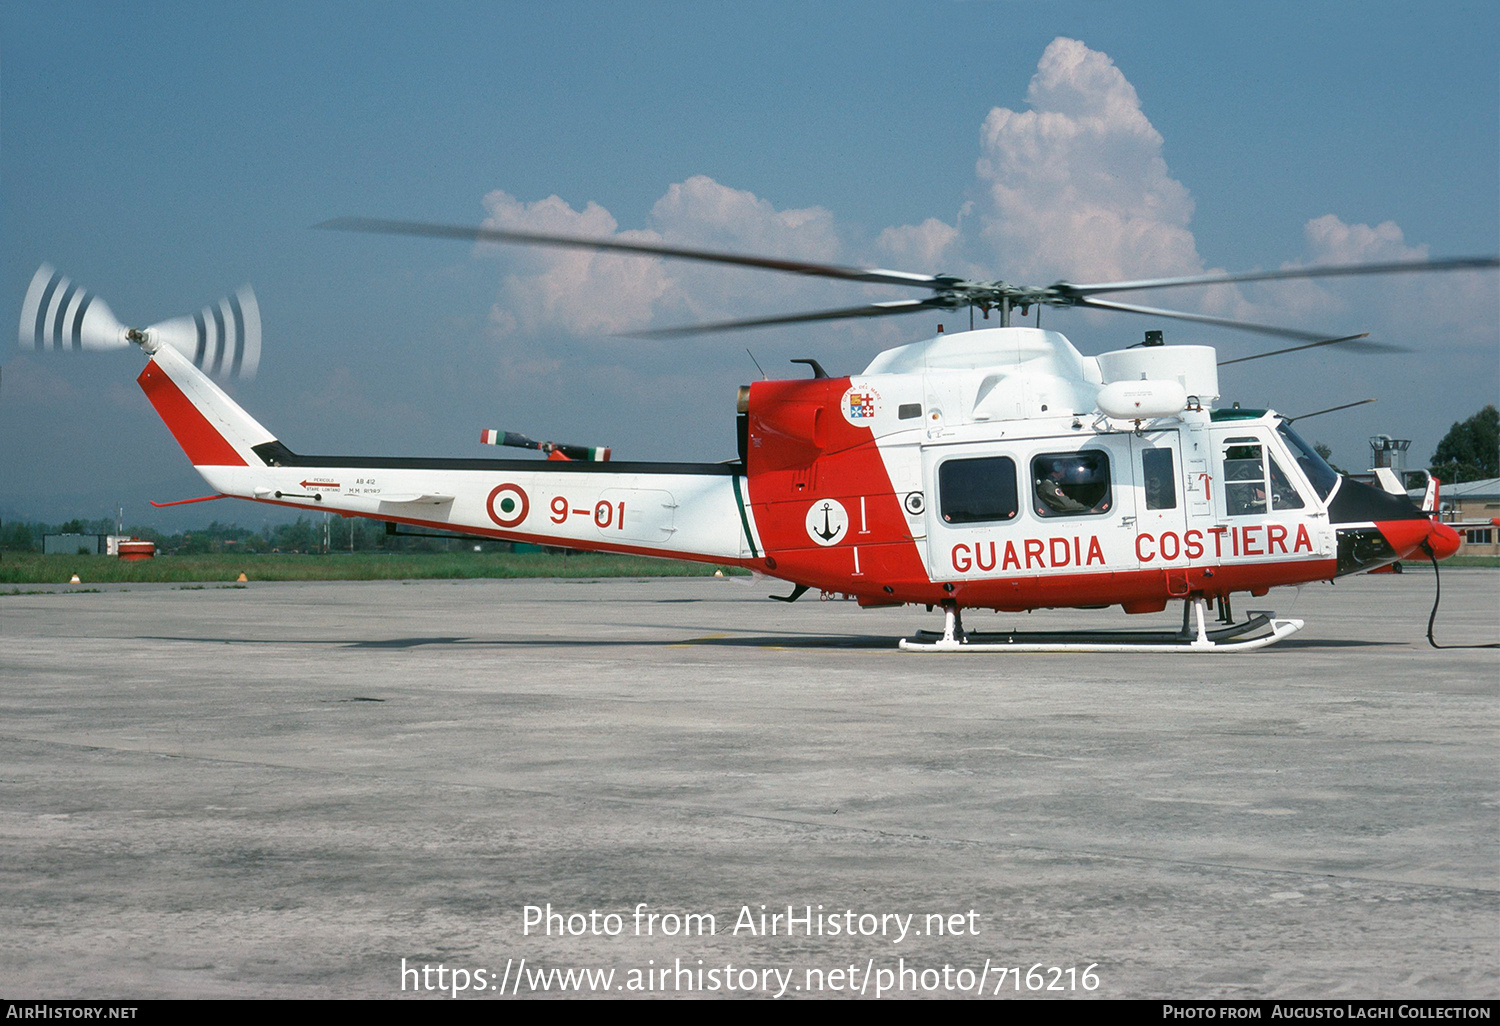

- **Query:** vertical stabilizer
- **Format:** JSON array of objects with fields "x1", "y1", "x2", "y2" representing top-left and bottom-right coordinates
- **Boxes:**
[{"x1": 137, "y1": 342, "x2": 275, "y2": 466}]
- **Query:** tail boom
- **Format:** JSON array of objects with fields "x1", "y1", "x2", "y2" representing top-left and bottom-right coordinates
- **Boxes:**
[
  {"x1": 215, "y1": 457, "x2": 760, "y2": 564},
  {"x1": 138, "y1": 343, "x2": 760, "y2": 565}
]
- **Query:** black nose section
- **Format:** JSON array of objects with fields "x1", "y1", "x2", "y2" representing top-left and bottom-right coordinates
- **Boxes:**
[
  {"x1": 1328, "y1": 475, "x2": 1433, "y2": 576},
  {"x1": 1326, "y1": 475, "x2": 1427, "y2": 525}
]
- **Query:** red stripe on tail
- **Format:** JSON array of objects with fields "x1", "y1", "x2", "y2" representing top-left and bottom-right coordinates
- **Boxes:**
[{"x1": 138, "y1": 360, "x2": 247, "y2": 466}]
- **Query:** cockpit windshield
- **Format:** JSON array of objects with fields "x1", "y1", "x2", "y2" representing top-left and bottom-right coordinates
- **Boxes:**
[{"x1": 1277, "y1": 420, "x2": 1340, "y2": 500}]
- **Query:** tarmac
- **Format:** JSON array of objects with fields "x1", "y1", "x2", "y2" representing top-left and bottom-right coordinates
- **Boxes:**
[{"x1": 1, "y1": 569, "x2": 1496, "y2": 1000}]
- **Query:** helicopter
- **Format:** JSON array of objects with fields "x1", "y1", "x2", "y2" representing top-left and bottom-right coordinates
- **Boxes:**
[{"x1": 19, "y1": 227, "x2": 1493, "y2": 651}]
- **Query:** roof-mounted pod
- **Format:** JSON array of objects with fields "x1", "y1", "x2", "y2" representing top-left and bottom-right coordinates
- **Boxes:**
[
  {"x1": 1095, "y1": 345, "x2": 1219, "y2": 407},
  {"x1": 1095, "y1": 378, "x2": 1190, "y2": 420}
]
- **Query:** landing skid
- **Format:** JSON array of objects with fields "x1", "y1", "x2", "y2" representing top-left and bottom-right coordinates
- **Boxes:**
[{"x1": 899, "y1": 597, "x2": 1303, "y2": 653}]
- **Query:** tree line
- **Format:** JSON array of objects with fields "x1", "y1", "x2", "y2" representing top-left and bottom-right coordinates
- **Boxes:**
[
  {"x1": 0, "y1": 515, "x2": 493, "y2": 554},
  {"x1": 1428, "y1": 405, "x2": 1498, "y2": 484}
]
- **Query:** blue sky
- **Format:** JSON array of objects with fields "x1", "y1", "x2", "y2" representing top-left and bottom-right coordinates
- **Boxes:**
[{"x1": 3, "y1": 1, "x2": 1496, "y2": 527}]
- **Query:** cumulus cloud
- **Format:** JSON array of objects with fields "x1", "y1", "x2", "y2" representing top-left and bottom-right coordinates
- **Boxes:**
[
  {"x1": 474, "y1": 36, "x2": 1488, "y2": 368},
  {"x1": 973, "y1": 37, "x2": 1203, "y2": 284},
  {"x1": 964, "y1": 39, "x2": 1489, "y2": 366},
  {"x1": 1285, "y1": 214, "x2": 1494, "y2": 353},
  {"x1": 479, "y1": 190, "x2": 675, "y2": 337},
  {"x1": 1234, "y1": 215, "x2": 1433, "y2": 325},
  {"x1": 876, "y1": 218, "x2": 961, "y2": 272},
  {"x1": 650, "y1": 176, "x2": 841, "y2": 260},
  {"x1": 461, "y1": 35, "x2": 1492, "y2": 467},
  {"x1": 480, "y1": 176, "x2": 853, "y2": 339},
  {"x1": 1304, "y1": 215, "x2": 1428, "y2": 265},
  {"x1": 474, "y1": 38, "x2": 1221, "y2": 342}
]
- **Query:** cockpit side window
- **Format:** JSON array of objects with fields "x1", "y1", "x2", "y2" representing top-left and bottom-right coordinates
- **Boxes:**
[
  {"x1": 1032, "y1": 451, "x2": 1112, "y2": 518},
  {"x1": 1277, "y1": 420, "x2": 1339, "y2": 500},
  {"x1": 1268, "y1": 453, "x2": 1305, "y2": 510}
]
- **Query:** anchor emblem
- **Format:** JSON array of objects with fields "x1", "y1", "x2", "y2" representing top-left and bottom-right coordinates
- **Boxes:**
[
  {"x1": 814, "y1": 503, "x2": 841, "y2": 541},
  {"x1": 804, "y1": 498, "x2": 849, "y2": 547}
]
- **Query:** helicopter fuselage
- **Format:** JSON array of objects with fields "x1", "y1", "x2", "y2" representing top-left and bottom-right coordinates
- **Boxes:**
[{"x1": 136, "y1": 325, "x2": 1459, "y2": 620}]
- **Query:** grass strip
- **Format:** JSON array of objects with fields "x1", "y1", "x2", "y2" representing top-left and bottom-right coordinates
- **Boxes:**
[{"x1": 0, "y1": 551, "x2": 747, "y2": 584}]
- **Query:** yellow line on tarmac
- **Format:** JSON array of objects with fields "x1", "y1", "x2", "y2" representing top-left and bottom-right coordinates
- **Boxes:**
[{"x1": 668, "y1": 633, "x2": 731, "y2": 647}]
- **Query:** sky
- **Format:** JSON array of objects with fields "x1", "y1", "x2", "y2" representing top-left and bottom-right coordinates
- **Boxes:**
[{"x1": 2, "y1": 1, "x2": 1497, "y2": 528}]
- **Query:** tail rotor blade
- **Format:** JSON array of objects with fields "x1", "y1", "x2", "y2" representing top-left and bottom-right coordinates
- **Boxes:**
[
  {"x1": 19, "y1": 264, "x2": 128, "y2": 352},
  {"x1": 19, "y1": 265, "x2": 259, "y2": 379},
  {"x1": 145, "y1": 286, "x2": 261, "y2": 380}
]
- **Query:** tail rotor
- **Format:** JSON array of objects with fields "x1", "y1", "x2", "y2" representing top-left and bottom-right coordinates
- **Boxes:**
[{"x1": 19, "y1": 264, "x2": 260, "y2": 379}]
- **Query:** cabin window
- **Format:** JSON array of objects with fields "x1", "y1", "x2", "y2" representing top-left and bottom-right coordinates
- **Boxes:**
[
  {"x1": 1223, "y1": 441, "x2": 1267, "y2": 516},
  {"x1": 1142, "y1": 448, "x2": 1177, "y2": 510},
  {"x1": 939, "y1": 456, "x2": 1019, "y2": 524},
  {"x1": 1031, "y1": 451, "x2": 1112, "y2": 518}
]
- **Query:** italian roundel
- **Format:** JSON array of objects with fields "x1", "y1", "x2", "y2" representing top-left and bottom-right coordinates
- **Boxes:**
[{"x1": 486, "y1": 483, "x2": 530, "y2": 528}]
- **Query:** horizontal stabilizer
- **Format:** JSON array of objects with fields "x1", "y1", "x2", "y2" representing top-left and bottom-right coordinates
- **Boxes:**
[{"x1": 374, "y1": 494, "x2": 455, "y2": 505}]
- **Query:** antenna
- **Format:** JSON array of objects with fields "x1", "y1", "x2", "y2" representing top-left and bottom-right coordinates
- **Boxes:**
[{"x1": 745, "y1": 348, "x2": 767, "y2": 380}]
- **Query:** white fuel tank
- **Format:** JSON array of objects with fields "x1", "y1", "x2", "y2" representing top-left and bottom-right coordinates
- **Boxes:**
[
  {"x1": 1096, "y1": 345, "x2": 1219, "y2": 403},
  {"x1": 1096, "y1": 379, "x2": 1189, "y2": 420}
]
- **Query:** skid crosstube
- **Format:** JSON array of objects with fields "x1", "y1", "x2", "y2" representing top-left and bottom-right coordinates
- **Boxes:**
[{"x1": 899, "y1": 598, "x2": 1303, "y2": 653}]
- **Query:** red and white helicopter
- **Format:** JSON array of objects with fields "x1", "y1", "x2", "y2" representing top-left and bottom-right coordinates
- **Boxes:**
[{"x1": 20, "y1": 225, "x2": 1494, "y2": 652}]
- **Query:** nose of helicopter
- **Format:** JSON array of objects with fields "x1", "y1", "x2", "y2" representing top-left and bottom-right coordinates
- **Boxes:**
[
  {"x1": 1368, "y1": 516, "x2": 1460, "y2": 561},
  {"x1": 1422, "y1": 518, "x2": 1463, "y2": 561},
  {"x1": 1329, "y1": 474, "x2": 1465, "y2": 572}
]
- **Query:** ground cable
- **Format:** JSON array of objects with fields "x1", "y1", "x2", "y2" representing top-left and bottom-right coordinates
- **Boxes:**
[{"x1": 1424, "y1": 543, "x2": 1499, "y2": 649}]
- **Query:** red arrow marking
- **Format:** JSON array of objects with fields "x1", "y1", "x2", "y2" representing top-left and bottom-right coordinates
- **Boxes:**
[{"x1": 300, "y1": 480, "x2": 340, "y2": 489}]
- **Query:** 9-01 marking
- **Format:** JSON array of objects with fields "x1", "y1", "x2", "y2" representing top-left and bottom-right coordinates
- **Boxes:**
[{"x1": 550, "y1": 495, "x2": 628, "y2": 529}]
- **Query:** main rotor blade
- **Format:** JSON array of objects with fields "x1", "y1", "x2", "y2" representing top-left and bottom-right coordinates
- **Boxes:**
[
  {"x1": 316, "y1": 216, "x2": 941, "y2": 290},
  {"x1": 622, "y1": 299, "x2": 946, "y2": 339},
  {"x1": 1060, "y1": 256, "x2": 1500, "y2": 298},
  {"x1": 1075, "y1": 297, "x2": 1337, "y2": 342},
  {"x1": 1217, "y1": 333, "x2": 1406, "y2": 366},
  {"x1": 1283, "y1": 398, "x2": 1377, "y2": 423}
]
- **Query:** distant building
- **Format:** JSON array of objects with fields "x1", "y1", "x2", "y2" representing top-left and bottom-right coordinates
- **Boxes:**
[
  {"x1": 1438, "y1": 477, "x2": 1500, "y2": 556},
  {"x1": 43, "y1": 533, "x2": 104, "y2": 555}
]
